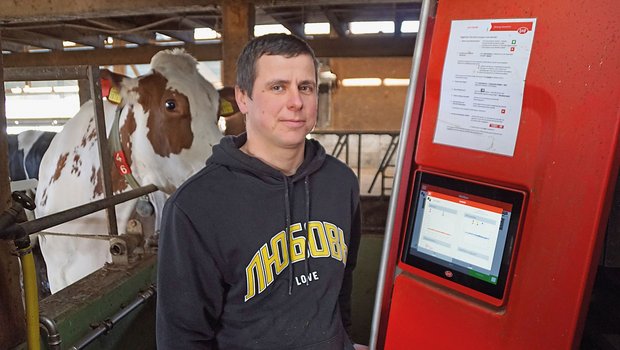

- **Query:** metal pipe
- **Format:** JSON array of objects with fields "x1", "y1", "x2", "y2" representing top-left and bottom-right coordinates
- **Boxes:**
[
  {"x1": 39, "y1": 315, "x2": 62, "y2": 350},
  {"x1": 69, "y1": 285, "x2": 157, "y2": 350},
  {"x1": 357, "y1": 134, "x2": 362, "y2": 184},
  {"x1": 19, "y1": 185, "x2": 158, "y2": 235},
  {"x1": 369, "y1": 0, "x2": 436, "y2": 348},
  {"x1": 16, "y1": 238, "x2": 40, "y2": 350},
  {"x1": 89, "y1": 65, "x2": 119, "y2": 236}
]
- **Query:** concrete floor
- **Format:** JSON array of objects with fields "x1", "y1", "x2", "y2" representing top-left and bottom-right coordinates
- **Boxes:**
[{"x1": 350, "y1": 233, "x2": 384, "y2": 345}]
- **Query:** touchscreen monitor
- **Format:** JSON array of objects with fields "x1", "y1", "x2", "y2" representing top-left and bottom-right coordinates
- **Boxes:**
[{"x1": 402, "y1": 171, "x2": 525, "y2": 302}]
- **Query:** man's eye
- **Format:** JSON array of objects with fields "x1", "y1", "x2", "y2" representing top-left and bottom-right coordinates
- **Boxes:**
[
  {"x1": 271, "y1": 85, "x2": 283, "y2": 92},
  {"x1": 299, "y1": 85, "x2": 314, "y2": 94}
]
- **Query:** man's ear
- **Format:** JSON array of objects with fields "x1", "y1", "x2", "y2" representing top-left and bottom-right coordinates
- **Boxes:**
[{"x1": 235, "y1": 86, "x2": 250, "y2": 114}]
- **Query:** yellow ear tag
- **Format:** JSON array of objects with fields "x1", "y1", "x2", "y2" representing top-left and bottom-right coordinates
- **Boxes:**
[
  {"x1": 219, "y1": 98, "x2": 234, "y2": 116},
  {"x1": 108, "y1": 87, "x2": 122, "y2": 104}
]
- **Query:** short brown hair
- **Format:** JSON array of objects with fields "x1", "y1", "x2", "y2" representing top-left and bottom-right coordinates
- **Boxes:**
[{"x1": 236, "y1": 34, "x2": 318, "y2": 98}]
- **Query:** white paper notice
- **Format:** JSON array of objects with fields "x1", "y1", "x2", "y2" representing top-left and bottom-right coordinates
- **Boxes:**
[{"x1": 433, "y1": 19, "x2": 536, "y2": 156}]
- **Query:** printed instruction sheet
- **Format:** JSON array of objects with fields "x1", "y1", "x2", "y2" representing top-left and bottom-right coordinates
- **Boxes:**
[{"x1": 433, "y1": 18, "x2": 536, "y2": 156}]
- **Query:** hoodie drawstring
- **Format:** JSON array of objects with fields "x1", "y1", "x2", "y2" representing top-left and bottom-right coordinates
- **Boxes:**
[
  {"x1": 284, "y1": 176, "x2": 293, "y2": 295},
  {"x1": 284, "y1": 175, "x2": 312, "y2": 295},
  {"x1": 303, "y1": 177, "x2": 310, "y2": 286}
]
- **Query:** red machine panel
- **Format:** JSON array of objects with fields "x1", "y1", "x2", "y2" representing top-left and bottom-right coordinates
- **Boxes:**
[{"x1": 376, "y1": 0, "x2": 620, "y2": 348}]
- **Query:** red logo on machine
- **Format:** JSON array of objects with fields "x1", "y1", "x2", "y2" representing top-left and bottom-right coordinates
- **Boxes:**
[
  {"x1": 490, "y1": 22, "x2": 533, "y2": 32},
  {"x1": 444, "y1": 270, "x2": 454, "y2": 278}
]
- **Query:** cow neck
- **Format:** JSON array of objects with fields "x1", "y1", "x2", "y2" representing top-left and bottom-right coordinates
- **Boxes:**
[{"x1": 109, "y1": 104, "x2": 141, "y2": 190}]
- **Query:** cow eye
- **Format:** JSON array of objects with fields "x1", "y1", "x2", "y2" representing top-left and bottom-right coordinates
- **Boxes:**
[{"x1": 165, "y1": 100, "x2": 176, "y2": 111}]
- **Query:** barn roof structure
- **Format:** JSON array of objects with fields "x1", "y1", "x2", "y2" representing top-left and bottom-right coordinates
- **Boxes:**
[{"x1": 1, "y1": 0, "x2": 422, "y2": 67}]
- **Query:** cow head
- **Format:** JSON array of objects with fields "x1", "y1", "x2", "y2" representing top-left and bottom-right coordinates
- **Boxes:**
[{"x1": 100, "y1": 49, "x2": 234, "y2": 194}]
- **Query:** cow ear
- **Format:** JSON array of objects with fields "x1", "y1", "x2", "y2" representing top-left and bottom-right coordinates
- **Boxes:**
[
  {"x1": 218, "y1": 86, "x2": 240, "y2": 117},
  {"x1": 100, "y1": 69, "x2": 128, "y2": 104},
  {"x1": 100, "y1": 69, "x2": 127, "y2": 91}
]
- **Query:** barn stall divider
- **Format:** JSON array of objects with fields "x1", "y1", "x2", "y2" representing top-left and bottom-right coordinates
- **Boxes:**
[{"x1": 1, "y1": 64, "x2": 159, "y2": 350}]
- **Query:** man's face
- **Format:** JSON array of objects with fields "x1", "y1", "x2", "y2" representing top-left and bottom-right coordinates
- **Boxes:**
[{"x1": 236, "y1": 54, "x2": 318, "y2": 153}]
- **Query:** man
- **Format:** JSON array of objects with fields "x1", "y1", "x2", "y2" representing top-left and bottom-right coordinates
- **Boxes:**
[{"x1": 157, "y1": 33, "x2": 362, "y2": 349}]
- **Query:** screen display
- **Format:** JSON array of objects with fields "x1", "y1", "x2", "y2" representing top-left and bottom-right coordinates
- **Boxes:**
[{"x1": 402, "y1": 171, "x2": 525, "y2": 300}]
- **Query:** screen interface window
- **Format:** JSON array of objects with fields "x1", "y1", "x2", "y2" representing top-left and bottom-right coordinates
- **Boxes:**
[{"x1": 409, "y1": 184, "x2": 513, "y2": 284}]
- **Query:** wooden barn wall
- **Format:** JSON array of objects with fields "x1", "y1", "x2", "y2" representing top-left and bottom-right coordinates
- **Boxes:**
[{"x1": 329, "y1": 57, "x2": 412, "y2": 131}]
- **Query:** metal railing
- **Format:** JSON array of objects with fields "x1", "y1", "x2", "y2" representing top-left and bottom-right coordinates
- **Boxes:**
[
  {"x1": 4, "y1": 65, "x2": 120, "y2": 235},
  {"x1": 310, "y1": 130, "x2": 400, "y2": 197}
]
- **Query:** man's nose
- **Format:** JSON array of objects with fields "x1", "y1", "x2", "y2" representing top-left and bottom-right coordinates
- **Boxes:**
[{"x1": 287, "y1": 89, "x2": 303, "y2": 110}]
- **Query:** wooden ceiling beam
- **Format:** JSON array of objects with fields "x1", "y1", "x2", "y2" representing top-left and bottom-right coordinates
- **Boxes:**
[
  {"x1": 2, "y1": 43, "x2": 223, "y2": 67},
  {"x1": 321, "y1": 6, "x2": 348, "y2": 38},
  {"x1": 158, "y1": 30, "x2": 195, "y2": 43},
  {"x1": 311, "y1": 36, "x2": 415, "y2": 57},
  {"x1": 283, "y1": 23, "x2": 306, "y2": 38},
  {"x1": 0, "y1": 1, "x2": 220, "y2": 24},
  {"x1": 254, "y1": 0, "x2": 418, "y2": 7},
  {"x1": 178, "y1": 17, "x2": 216, "y2": 30},
  {"x1": 82, "y1": 18, "x2": 155, "y2": 45},
  {"x1": 0, "y1": 40, "x2": 30, "y2": 53},
  {"x1": 221, "y1": 1, "x2": 253, "y2": 86},
  {"x1": 31, "y1": 27, "x2": 106, "y2": 48},
  {"x1": 261, "y1": 8, "x2": 305, "y2": 38},
  {"x1": 274, "y1": 19, "x2": 305, "y2": 38},
  {"x1": 0, "y1": 0, "x2": 419, "y2": 24},
  {"x1": 0, "y1": 30, "x2": 63, "y2": 50},
  {"x1": 1, "y1": 36, "x2": 415, "y2": 67}
]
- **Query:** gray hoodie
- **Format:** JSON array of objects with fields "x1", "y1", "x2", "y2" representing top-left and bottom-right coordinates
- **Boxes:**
[{"x1": 156, "y1": 133, "x2": 361, "y2": 349}]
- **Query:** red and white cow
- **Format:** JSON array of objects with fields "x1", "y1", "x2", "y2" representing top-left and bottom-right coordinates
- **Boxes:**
[{"x1": 35, "y1": 49, "x2": 226, "y2": 293}]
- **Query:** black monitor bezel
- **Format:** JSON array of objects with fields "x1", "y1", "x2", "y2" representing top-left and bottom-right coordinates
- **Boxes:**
[{"x1": 401, "y1": 171, "x2": 525, "y2": 301}]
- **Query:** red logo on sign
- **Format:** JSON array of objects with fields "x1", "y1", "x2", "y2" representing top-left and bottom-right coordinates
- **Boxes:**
[
  {"x1": 490, "y1": 22, "x2": 533, "y2": 32},
  {"x1": 501, "y1": 109, "x2": 506, "y2": 114}
]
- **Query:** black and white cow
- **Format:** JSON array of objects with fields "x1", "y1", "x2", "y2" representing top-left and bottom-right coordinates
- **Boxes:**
[{"x1": 8, "y1": 130, "x2": 56, "y2": 181}]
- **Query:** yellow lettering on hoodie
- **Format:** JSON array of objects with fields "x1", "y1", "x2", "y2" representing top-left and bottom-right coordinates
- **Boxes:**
[
  {"x1": 260, "y1": 230, "x2": 288, "y2": 286},
  {"x1": 339, "y1": 227, "x2": 348, "y2": 265},
  {"x1": 324, "y1": 222, "x2": 343, "y2": 261},
  {"x1": 289, "y1": 223, "x2": 306, "y2": 263},
  {"x1": 244, "y1": 221, "x2": 348, "y2": 302},
  {"x1": 308, "y1": 221, "x2": 330, "y2": 258},
  {"x1": 245, "y1": 251, "x2": 266, "y2": 301}
]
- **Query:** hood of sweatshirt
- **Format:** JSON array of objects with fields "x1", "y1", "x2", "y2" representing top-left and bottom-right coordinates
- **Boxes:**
[{"x1": 208, "y1": 133, "x2": 326, "y2": 182}]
